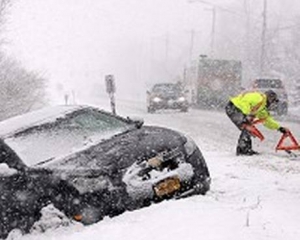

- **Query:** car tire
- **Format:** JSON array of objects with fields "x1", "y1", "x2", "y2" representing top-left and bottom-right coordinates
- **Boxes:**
[
  {"x1": 147, "y1": 106, "x2": 155, "y2": 113},
  {"x1": 277, "y1": 103, "x2": 288, "y2": 116},
  {"x1": 77, "y1": 205, "x2": 104, "y2": 225},
  {"x1": 180, "y1": 107, "x2": 188, "y2": 112}
]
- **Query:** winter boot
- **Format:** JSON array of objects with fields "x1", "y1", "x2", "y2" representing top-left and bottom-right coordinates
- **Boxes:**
[
  {"x1": 236, "y1": 147, "x2": 259, "y2": 156},
  {"x1": 236, "y1": 130, "x2": 258, "y2": 156}
]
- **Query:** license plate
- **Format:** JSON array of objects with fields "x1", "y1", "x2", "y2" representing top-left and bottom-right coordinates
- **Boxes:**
[
  {"x1": 168, "y1": 100, "x2": 175, "y2": 105},
  {"x1": 154, "y1": 176, "x2": 181, "y2": 197}
]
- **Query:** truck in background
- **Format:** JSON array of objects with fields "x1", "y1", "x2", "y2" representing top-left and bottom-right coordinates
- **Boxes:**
[{"x1": 188, "y1": 56, "x2": 242, "y2": 109}]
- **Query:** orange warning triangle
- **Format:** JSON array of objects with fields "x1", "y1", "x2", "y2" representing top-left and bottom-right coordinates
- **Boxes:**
[
  {"x1": 276, "y1": 131, "x2": 300, "y2": 151},
  {"x1": 243, "y1": 124, "x2": 265, "y2": 141}
]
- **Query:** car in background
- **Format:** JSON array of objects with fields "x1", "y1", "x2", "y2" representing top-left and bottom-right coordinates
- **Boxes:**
[
  {"x1": 252, "y1": 78, "x2": 288, "y2": 115},
  {"x1": 147, "y1": 83, "x2": 189, "y2": 113},
  {"x1": 0, "y1": 105, "x2": 210, "y2": 238}
]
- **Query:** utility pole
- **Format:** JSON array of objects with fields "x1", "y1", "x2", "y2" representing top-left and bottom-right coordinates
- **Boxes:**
[
  {"x1": 189, "y1": 1, "x2": 217, "y2": 58},
  {"x1": 211, "y1": 7, "x2": 216, "y2": 57},
  {"x1": 165, "y1": 32, "x2": 169, "y2": 63},
  {"x1": 205, "y1": 7, "x2": 216, "y2": 57},
  {"x1": 244, "y1": 0, "x2": 250, "y2": 50},
  {"x1": 243, "y1": 0, "x2": 251, "y2": 82},
  {"x1": 164, "y1": 32, "x2": 170, "y2": 74},
  {"x1": 260, "y1": 0, "x2": 267, "y2": 76},
  {"x1": 189, "y1": 29, "x2": 195, "y2": 62}
]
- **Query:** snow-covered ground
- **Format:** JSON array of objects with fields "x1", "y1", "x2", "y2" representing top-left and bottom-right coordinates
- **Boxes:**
[{"x1": 6, "y1": 101, "x2": 300, "y2": 240}]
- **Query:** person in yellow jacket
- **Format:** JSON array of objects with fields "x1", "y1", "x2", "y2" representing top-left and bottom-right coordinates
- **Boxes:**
[{"x1": 225, "y1": 89, "x2": 288, "y2": 155}]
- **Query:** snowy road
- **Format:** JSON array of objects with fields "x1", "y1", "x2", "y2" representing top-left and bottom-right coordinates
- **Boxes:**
[{"x1": 16, "y1": 103, "x2": 300, "y2": 240}]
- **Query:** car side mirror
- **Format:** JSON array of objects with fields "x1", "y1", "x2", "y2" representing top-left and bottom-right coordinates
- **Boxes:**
[
  {"x1": 127, "y1": 117, "x2": 144, "y2": 129},
  {"x1": 0, "y1": 163, "x2": 18, "y2": 177}
]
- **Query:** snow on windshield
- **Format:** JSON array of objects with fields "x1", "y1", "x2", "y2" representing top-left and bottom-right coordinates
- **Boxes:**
[
  {"x1": 154, "y1": 84, "x2": 180, "y2": 91},
  {"x1": 5, "y1": 109, "x2": 132, "y2": 166}
]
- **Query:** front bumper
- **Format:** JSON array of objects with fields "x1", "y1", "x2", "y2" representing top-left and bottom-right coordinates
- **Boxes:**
[
  {"x1": 149, "y1": 99, "x2": 188, "y2": 110},
  {"x1": 123, "y1": 145, "x2": 210, "y2": 202}
]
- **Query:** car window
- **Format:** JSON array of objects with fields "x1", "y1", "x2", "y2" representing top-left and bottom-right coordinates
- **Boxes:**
[
  {"x1": 69, "y1": 108, "x2": 130, "y2": 132},
  {"x1": 254, "y1": 79, "x2": 283, "y2": 89},
  {"x1": 152, "y1": 84, "x2": 182, "y2": 94},
  {"x1": 5, "y1": 108, "x2": 134, "y2": 166}
]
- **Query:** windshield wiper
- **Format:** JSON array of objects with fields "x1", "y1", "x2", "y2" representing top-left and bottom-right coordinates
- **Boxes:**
[{"x1": 34, "y1": 157, "x2": 55, "y2": 166}]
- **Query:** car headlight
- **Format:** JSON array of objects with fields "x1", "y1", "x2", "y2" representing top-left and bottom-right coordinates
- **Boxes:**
[
  {"x1": 177, "y1": 97, "x2": 186, "y2": 102},
  {"x1": 152, "y1": 97, "x2": 162, "y2": 102},
  {"x1": 184, "y1": 135, "x2": 197, "y2": 156}
]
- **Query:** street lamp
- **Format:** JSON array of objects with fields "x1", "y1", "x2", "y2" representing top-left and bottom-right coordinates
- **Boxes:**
[
  {"x1": 188, "y1": 0, "x2": 216, "y2": 58},
  {"x1": 205, "y1": 7, "x2": 216, "y2": 58}
]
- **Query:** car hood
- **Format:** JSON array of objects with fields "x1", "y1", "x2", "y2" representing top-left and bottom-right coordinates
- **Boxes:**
[
  {"x1": 42, "y1": 126, "x2": 187, "y2": 174},
  {"x1": 256, "y1": 88, "x2": 287, "y2": 100}
]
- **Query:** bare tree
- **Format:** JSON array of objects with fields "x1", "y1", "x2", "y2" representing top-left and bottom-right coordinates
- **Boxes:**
[
  {"x1": 0, "y1": 57, "x2": 47, "y2": 120},
  {"x1": 0, "y1": 0, "x2": 11, "y2": 44},
  {"x1": 0, "y1": 1, "x2": 10, "y2": 24},
  {"x1": 0, "y1": 0, "x2": 48, "y2": 120}
]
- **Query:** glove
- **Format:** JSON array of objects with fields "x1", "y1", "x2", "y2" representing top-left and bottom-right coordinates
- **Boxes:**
[{"x1": 278, "y1": 127, "x2": 288, "y2": 134}]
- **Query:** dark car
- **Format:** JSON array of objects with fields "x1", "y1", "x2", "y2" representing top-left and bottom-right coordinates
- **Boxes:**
[
  {"x1": 147, "y1": 83, "x2": 189, "y2": 113},
  {"x1": 252, "y1": 78, "x2": 289, "y2": 115},
  {"x1": 0, "y1": 105, "x2": 210, "y2": 238}
]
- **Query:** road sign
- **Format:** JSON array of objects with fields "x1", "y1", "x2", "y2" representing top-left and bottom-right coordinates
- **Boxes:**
[
  {"x1": 105, "y1": 75, "x2": 116, "y2": 94},
  {"x1": 105, "y1": 74, "x2": 116, "y2": 114}
]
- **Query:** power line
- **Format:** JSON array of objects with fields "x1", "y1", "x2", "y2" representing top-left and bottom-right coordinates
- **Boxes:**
[
  {"x1": 260, "y1": 0, "x2": 267, "y2": 75},
  {"x1": 188, "y1": 0, "x2": 264, "y2": 24},
  {"x1": 189, "y1": 0, "x2": 250, "y2": 19},
  {"x1": 276, "y1": 23, "x2": 300, "y2": 31}
]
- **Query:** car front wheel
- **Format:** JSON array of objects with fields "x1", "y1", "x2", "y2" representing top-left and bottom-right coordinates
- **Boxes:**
[
  {"x1": 180, "y1": 107, "x2": 188, "y2": 112},
  {"x1": 147, "y1": 106, "x2": 155, "y2": 113},
  {"x1": 277, "y1": 103, "x2": 288, "y2": 116}
]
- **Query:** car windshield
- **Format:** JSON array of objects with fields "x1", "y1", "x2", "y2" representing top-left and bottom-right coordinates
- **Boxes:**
[
  {"x1": 152, "y1": 84, "x2": 182, "y2": 95},
  {"x1": 255, "y1": 79, "x2": 283, "y2": 89},
  {"x1": 5, "y1": 108, "x2": 133, "y2": 166}
]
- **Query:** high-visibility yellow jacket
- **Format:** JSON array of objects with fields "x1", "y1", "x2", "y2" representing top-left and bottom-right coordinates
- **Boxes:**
[{"x1": 230, "y1": 91, "x2": 280, "y2": 130}]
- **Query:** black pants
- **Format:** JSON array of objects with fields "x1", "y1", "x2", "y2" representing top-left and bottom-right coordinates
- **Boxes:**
[{"x1": 225, "y1": 101, "x2": 253, "y2": 154}]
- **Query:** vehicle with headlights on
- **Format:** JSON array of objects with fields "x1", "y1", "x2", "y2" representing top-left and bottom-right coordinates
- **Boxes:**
[
  {"x1": 252, "y1": 78, "x2": 289, "y2": 115},
  {"x1": 0, "y1": 105, "x2": 210, "y2": 238},
  {"x1": 147, "y1": 83, "x2": 189, "y2": 113}
]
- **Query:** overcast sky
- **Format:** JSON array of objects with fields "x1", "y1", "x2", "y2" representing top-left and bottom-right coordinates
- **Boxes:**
[{"x1": 3, "y1": 0, "x2": 300, "y2": 104}]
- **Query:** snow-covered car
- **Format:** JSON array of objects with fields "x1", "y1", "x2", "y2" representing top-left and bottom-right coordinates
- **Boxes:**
[
  {"x1": 147, "y1": 83, "x2": 189, "y2": 112},
  {"x1": 0, "y1": 105, "x2": 210, "y2": 238},
  {"x1": 252, "y1": 78, "x2": 289, "y2": 115}
]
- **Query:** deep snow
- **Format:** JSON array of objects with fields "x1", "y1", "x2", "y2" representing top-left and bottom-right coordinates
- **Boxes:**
[{"x1": 4, "y1": 101, "x2": 300, "y2": 240}]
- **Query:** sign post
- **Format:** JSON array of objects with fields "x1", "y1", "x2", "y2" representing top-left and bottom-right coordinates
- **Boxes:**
[{"x1": 105, "y1": 74, "x2": 116, "y2": 115}]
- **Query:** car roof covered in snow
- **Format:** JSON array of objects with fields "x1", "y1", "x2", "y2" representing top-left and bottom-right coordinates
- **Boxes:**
[{"x1": 0, "y1": 105, "x2": 85, "y2": 138}]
